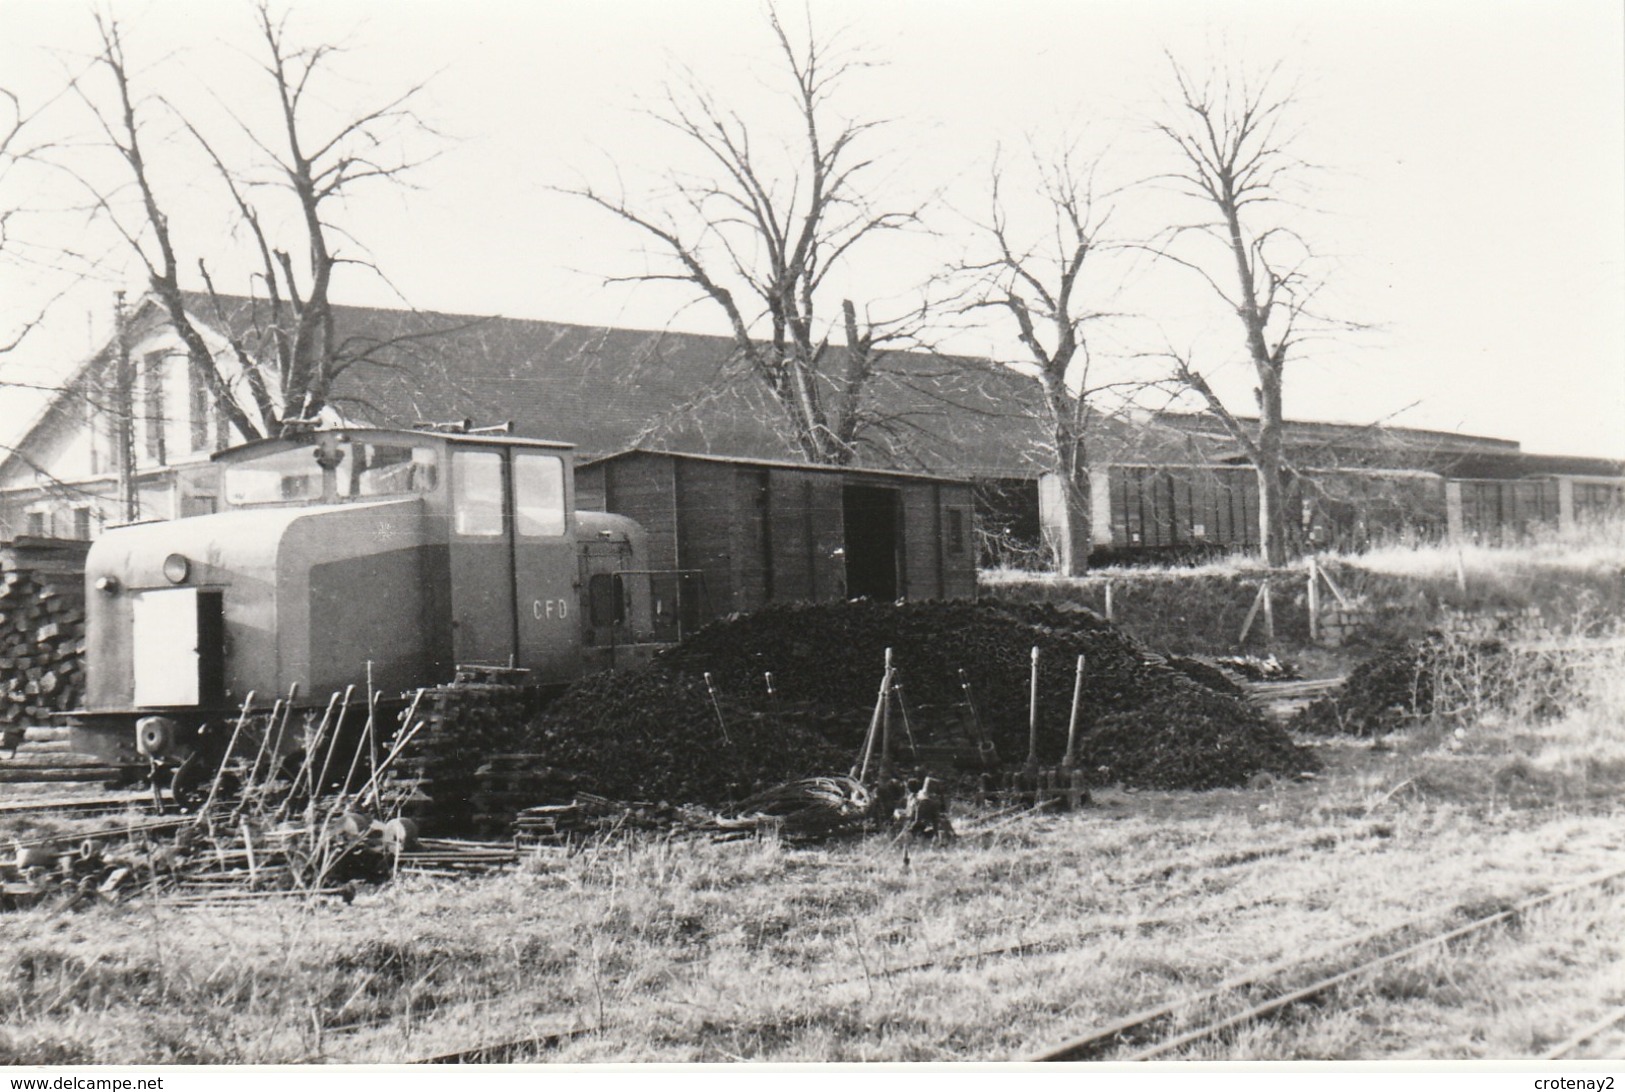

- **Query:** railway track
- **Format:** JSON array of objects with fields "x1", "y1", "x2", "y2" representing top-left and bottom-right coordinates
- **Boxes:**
[
  {"x1": 1027, "y1": 860, "x2": 1625, "y2": 1062},
  {"x1": 0, "y1": 792, "x2": 153, "y2": 818}
]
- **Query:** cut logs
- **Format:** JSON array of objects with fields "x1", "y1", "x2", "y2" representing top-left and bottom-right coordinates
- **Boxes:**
[{"x1": 0, "y1": 540, "x2": 89, "y2": 733}]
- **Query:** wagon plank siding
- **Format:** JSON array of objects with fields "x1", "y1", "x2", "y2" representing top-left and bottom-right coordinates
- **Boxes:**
[
  {"x1": 808, "y1": 475, "x2": 846, "y2": 602},
  {"x1": 940, "y1": 485, "x2": 978, "y2": 599},
  {"x1": 902, "y1": 485, "x2": 938, "y2": 600},
  {"x1": 734, "y1": 468, "x2": 772, "y2": 611},
  {"x1": 674, "y1": 459, "x2": 736, "y2": 613},
  {"x1": 604, "y1": 455, "x2": 679, "y2": 572}
]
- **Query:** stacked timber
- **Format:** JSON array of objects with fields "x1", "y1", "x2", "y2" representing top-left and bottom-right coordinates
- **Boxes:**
[{"x1": 0, "y1": 538, "x2": 90, "y2": 736}]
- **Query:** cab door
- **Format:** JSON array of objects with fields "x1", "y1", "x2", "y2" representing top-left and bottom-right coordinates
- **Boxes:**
[
  {"x1": 447, "y1": 446, "x2": 516, "y2": 667},
  {"x1": 511, "y1": 449, "x2": 580, "y2": 684}
]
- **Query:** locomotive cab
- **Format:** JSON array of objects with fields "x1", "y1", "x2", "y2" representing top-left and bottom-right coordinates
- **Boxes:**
[{"x1": 71, "y1": 427, "x2": 672, "y2": 783}]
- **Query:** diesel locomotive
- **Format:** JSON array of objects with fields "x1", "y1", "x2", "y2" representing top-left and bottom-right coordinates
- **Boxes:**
[{"x1": 70, "y1": 426, "x2": 676, "y2": 800}]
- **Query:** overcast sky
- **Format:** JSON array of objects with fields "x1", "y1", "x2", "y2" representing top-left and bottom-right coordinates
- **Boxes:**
[{"x1": 2, "y1": 0, "x2": 1621, "y2": 458}]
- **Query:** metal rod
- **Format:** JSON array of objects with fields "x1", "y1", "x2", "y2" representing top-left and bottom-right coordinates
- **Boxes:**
[
  {"x1": 1063, "y1": 654, "x2": 1085, "y2": 770},
  {"x1": 365, "y1": 662, "x2": 379, "y2": 790},
  {"x1": 884, "y1": 650, "x2": 897, "y2": 776},
  {"x1": 194, "y1": 691, "x2": 257, "y2": 821},
  {"x1": 1024, "y1": 646, "x2": 1041, "y2": 774},
  {"x1": 958, "y1": 668, "x2": 996, "y2": 768},
  {"x1": 296, "y1": 692, "x2": 341, "y2": 799},
  {"x1": 853, "y1": 657, "x2": 893, "y2": 782},
  {"x1": 356, "y1": 708, "x2": 429, "y2": 811},
  {"x1": 892, "y1": 680, "x2": 920, "y2": 761},
  {"x1": 332, "y1": 691, "x2": 380, "y2": 814},
  {"x1": 243, "y1": 698, "x2": 284, "y2": 794},
  {"x1": 702, "y1": 673, "x2": 730, "y2": 743},
  {"x1": 262, "y1": 684, "x2": 301, "y2": 795},
  {"x1": 311, "y1": 685, "x2": 356, "y2": 801}
]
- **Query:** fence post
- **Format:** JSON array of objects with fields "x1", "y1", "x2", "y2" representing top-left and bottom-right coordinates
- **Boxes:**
[
  {"x1": 1262, "y1": 578, "x2": 1275, "y2": 645},
  {"x1": 1307, "y1": 558, "x2": 1320, "y2": 644},
  {"x1": 1104, "y1": 581, "x2": 1115, "y2": 622}
]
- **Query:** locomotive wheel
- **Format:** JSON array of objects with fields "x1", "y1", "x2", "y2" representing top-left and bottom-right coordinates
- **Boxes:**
[{"x1": 169, "y1": 754, "x2": 209, "y2": 810}]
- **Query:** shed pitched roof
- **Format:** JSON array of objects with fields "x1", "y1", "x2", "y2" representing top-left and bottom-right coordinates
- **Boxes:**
[{"x1": 185, "y1": 292, "x2": 1050, "y2": 479}]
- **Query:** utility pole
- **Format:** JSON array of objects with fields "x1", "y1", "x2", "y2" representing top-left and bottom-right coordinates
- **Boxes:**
[{"x1": 113, "y1": 291, "x2": 138, "y2": 523}]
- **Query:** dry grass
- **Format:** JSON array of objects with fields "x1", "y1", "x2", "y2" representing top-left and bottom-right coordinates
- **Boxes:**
[
  {"x1": 1352, "y1": 517, "x2": 1625, "y2": 581},
  {"x1": 4, "y1": 680, "x2": 1623, "y2": 1063},
  {"x1": 4, "y1": 583, "x2": 1623, "y2": 1063}
]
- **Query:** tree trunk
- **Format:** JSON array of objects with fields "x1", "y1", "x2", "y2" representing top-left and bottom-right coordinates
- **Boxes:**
[
  {"x1": 1255, "y1": 376, "x2": 1289, "y2": 566},
  {"x1": 1042, "y1": 470, "x2": 1092, "y2": 576}
]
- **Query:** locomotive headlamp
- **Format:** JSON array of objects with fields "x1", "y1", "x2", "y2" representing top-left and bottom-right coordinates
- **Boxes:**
[{"x1": 162, "y1": 553, "x2": 191, "y2": 584}]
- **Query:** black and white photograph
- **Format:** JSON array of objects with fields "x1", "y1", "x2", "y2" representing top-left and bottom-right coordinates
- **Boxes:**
[{"x1": 0, "y1": 0, "x2": 1621, "y2": 1071}]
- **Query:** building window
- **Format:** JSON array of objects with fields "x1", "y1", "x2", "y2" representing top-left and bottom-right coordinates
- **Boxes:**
[
  {"x1": 190, "y1": 359, "x2": 212, "y2": 452},
  {"x1": 71, "y1": 507, "x2": 91, "y2": 540},
  {"x1": 142, "y1": 351, "x2": 167, "y2": 465}
]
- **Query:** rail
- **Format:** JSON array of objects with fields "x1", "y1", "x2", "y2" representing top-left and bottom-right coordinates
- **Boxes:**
[{"x1": 1027, "y1": 860, "x2": 1625, "y2": 1062}]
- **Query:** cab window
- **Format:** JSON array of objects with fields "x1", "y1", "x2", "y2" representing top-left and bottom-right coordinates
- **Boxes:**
[
  {"x1": 352, "y1": 444, "x2": 438, "y2": 497},
  {"x1": 223, "y1": 446, "x2": 323, "y2": 506},
  {"x1": 224, "y1": 440, "x2": 438, "y2": 506},
  {"x1": 452, "y1": 449, "x2": 504, "y2": 536},
  {"x1": 514, "y1": 452, "x2": 566, "y2": 537}
]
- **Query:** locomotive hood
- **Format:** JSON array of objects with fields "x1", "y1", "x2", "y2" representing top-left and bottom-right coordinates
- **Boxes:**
[
  {"x1": 85, "y1": 500, "x2": 423, "y2": 593},
  {"x1": 83, "y1": 498, "x2": 432, "y2": 715}
]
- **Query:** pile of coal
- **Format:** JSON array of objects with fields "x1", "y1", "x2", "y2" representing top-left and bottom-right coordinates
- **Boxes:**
[
  {"x1": 1165, "y1": 656, "x2": 1247, "y2": 696},
  {"x1": 1082, "y1": 686, "x2": 1315, "y2": 789},
  {"x1": 523, "y1": 668, "x2": 849, "y2": 806},
  {"x1": 526, "y1": 600, "x2": 1314, "y2": 800},
  {"x1": 1292, "y1": 640, "x2": 1437, "y2": 736},
  {"x1": 1290, "y1": 635, "x2": 1560, "y2": 737}
]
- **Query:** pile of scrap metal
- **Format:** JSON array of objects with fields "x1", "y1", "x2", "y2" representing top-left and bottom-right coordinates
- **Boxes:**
[{"x1": 512, "y1": 775, "x2": 955, "y2": 846}]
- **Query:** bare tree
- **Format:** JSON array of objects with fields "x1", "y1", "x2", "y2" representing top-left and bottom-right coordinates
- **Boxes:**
[
  {"x1": 1147, "y1": 57, "x2": 1334, "y2": 566},
  {"x1": 948, "y1": 147, "x2": 1123, "y2": 575},
  {"x1": 75, "y1": 4, "x2": 439, "y2": 440},
  {"x1": 562, "y1": 9, "x2": 924, "y2": 465}
]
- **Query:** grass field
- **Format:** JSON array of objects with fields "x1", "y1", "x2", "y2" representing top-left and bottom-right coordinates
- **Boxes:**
[{"x1": 4, "y1": 645, "x2": 1623, "y2": 1064}]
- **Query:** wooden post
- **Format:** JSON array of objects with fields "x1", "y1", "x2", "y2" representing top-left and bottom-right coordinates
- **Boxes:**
[
  {"x1": 1024, "y1": 645, "x2": 1041, "y2": 775},
  {"x1": 1238, "y1": 582, "x2": 1266, "y2": 644},
  {"x1": 1455, "y1": 548, "x2": 1468, "y2": 595},
  {"x1": 1261, "y1": 579, "x2": 1275, "y2": 645},
  {"x1": 1307, "y1": 557, "x2": 1320, "y2": 644},
  {"x1": 853, "y1": 649, "x2": 892, "y2": 782},
  {"x1": 1104, "y1": 581, "x2": 1115, "y2": 622}
]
